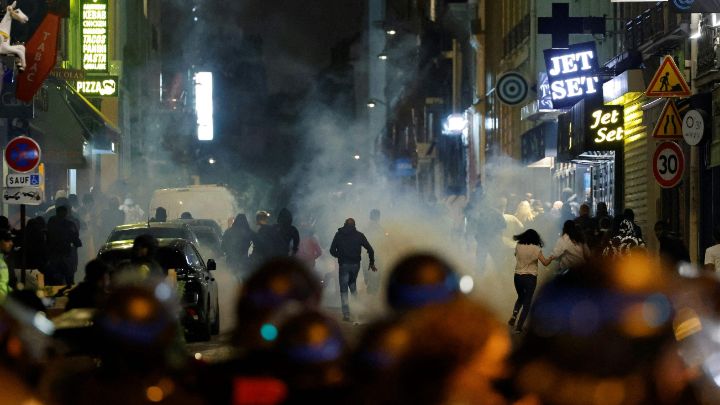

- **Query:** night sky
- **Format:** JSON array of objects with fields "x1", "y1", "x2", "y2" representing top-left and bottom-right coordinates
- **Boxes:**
[{"x1": 233, "y1": 0, "x2": 365, "y2": 93}]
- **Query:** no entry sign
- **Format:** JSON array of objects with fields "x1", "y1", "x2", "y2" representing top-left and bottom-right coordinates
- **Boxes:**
[
  {"x1": 4, "y1": 137, "x2": 41, "y2": 173},
  {"x1": 653, "y1": 142, "x2": 685, "y2": 188}
]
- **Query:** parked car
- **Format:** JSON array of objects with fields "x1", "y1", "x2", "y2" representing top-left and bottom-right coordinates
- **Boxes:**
[
  {"x1": 97, "y1": 238, "x2": 220, "y2": 341},
  {"x1": 170, "y1": 219, "x2": 223, "y2": 259},
  {"x1": 103, "y1": 222, "x2": 201, "y2": 251},
  {"x1": 171, "y1": 218, "x2": 223, "y2": 237}
]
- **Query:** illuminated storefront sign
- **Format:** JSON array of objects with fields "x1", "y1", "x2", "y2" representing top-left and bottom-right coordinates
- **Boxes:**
[
  {"x1": 75, "y1": 76, "x2": 117, "y2": 97},
  {"x1": 81, "y1": 0, "x2": 108, "y2": 72},
  {"x1": 586, "y1": 105, "x2": 624, "y2": 150},
  {"x1": 544, "y1": 42, "x2": 600, "y2": 109}
]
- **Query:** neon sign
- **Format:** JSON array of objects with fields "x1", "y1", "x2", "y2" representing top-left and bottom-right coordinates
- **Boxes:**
[
  {"x1": 586, "y1": 106, "x2": 624, "y2": 150},
  {"x1": 76, "y1": 76, "x2": 117, "y2": 97},
  {"x1": 81, "y1": 0, "x2": 108, "y2": 72},
  {"x1": 544, "y1": 42, "x2": 600, "y2": 109}
]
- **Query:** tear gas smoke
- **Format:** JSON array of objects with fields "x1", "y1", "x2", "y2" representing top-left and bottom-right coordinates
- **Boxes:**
[{"x1": 284, "y1": 100, "x2": 563, "y2": 321}]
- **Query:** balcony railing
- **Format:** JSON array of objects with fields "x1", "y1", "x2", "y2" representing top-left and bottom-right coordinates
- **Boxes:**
[{"x1": 623, "y1": 3, "x2": 689, "y2": 54}]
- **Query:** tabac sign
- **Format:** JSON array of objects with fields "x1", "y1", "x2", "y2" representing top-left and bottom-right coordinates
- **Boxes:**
[
  {"x1": 544, "y1": 41, "x2": 601, "y2": 109},
  {"x1": 75, "y1": 76, "x2": 117, "y2": 97},
  {"x1": 586, "y1": 105, "x2": 624, "y2": 150},
  {"x1": 81, "y1": 0, "x2": 108, "y2": 72}
]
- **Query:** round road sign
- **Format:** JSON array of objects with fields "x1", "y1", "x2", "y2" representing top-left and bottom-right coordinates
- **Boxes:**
[
  {"x1": 4, "y1": 136, "x2": 41, "y2": 173},
  {"x1": 497, "y1": 72, "x2": 529, "y2": 106},
  {"x1": 653, "y1": 141, "x2": 685, "y2": 188},
  {"x1": 682, "y1": 109, "x2": 704, "y2": 146}
]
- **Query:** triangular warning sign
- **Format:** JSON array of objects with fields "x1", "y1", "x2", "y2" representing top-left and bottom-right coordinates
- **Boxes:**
[
  {"x1": 646, "y1": 55, "x2": 691, "y2": 97},
  {"x1": 652, "y1": 99, "x2": 683, "y2": 139}
]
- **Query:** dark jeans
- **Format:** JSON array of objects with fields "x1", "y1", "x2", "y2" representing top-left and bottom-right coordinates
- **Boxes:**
[
  {"x1": 512, "y1": 274, "x2": 537, "y2": 330},
  {"x1": 339, "y1": 263, "x2": 361, "y2": 317},
  {"x1": 45, "y1": 257, "x2": 74, "y2": 286}
]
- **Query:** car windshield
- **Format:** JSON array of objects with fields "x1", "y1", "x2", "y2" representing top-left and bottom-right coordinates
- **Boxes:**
[
  {"x1": 107, "y1": 227, "x2": 185, "y2": 242},
  {"x1": 99, "y1": 246, "x2": 186, "y2": 269},
  {"x1": 194, "y1": 228, "x2": 219, "y2": 247}
]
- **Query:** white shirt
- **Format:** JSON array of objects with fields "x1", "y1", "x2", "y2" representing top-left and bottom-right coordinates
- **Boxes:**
[
  {"x1": 551, "y1": 234, "x2": 589, "y2": 270},
  {"x1": 705, "y1": 244, "x2": 720, "y2": 271},
  {"x1": 515, "y1": 244, "x2": 541, "y2": 276}
]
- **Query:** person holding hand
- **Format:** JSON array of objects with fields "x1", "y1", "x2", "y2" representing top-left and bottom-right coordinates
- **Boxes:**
[{"x1": 509, "y1": 229, "x2": 552, "y2": 334}]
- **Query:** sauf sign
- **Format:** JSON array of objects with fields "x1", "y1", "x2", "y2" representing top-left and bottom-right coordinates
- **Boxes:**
[
  {"x1": 586, "y1": 105, "x2": 624, "y2": 150},
  {"x1": 544, "y1": 42, "x2": 601, "y2": 109}
]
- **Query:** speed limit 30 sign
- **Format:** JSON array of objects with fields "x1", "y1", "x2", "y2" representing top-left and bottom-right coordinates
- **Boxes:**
[{"x1": 653, "y1": 142, "x2": 685, "y2": 188}]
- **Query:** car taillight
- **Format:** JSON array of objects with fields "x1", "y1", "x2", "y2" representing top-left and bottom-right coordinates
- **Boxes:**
[{"x1": 233, "y1": 377, "x2": 287, "y2": 405}]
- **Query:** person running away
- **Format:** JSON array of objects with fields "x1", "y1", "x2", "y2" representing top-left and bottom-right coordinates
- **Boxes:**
[
  {"x1": 330, "y1": 218, "x2": 376, "y2": 322},
  {"x1": 508, "y1": 229, "x2": 552, "y2": 334},
  {"x1": 549, "y1": 220, "x2": 591, "y2": 274}
]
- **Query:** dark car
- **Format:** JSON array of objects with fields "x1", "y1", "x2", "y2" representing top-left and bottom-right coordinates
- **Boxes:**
[
  {"x1": 97, "y1": 238, "x2": 220, "y2": 341},
  {"x1": 103, "y1": 222, "x2": 201, "y2": 251},
  {"x1": 191, "y1": 225, "x2": 223, "y2": 259},
  {"x1": 170, "y1": 219, "x2": 223, "y2": 260},
  {"x1": 171, "y1": 218, "x2": 223, "y2": 238}
]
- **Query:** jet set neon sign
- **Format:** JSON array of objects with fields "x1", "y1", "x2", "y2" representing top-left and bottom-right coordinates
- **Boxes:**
[
  {"x1": 586, "y1": 106, "x2": 624, "y2": 150},
  {"x1": 544, "y1": 42, "x2": 601, "y2": 109}
]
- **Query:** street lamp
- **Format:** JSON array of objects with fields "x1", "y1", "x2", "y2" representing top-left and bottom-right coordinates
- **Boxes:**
[
  {"x1": 377, "y1": 52, "x2": 388, "y2": 60},
  {"x1": 386, "y1": 29, "x2": 397, "y2": 36},
  {"x1": 367, "y1": 98, "x2": 386, "y2": 108},
  {"x1": 353, "y1": 154, "x2": 361, "y2": 160},
  {"x1": 442, "y1": 113, "x2": 468, "y2": 135}
]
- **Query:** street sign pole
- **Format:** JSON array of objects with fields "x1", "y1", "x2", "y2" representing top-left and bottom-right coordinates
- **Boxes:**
[
  {"x1": 19, "y1": 203, "x2": 25, "y2": 285},
  {"x1": 3, "y1": 137, "x2": 44, "y2": 287}
]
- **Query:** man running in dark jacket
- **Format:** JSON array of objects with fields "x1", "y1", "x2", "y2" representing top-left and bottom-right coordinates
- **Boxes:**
[{"x1": 330, "y1": 218, "x2": 376, "y2": 321}]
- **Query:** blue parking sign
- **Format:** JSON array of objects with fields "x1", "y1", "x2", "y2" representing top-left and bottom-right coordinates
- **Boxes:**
[{"x1": 29, "y1": 174, "x2": 40, "y2": 186}]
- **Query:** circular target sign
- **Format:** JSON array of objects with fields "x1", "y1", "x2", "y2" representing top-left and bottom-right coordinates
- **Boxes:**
[
  {"x1": 652, "y1": 142, "x2": 685, "y2": 188},
  {"x1": 497, "y1": 72, "x2": 529, "y2": 106},
  {"x1": 672, "y1": 0, "x2": 695, "y2": 11}
]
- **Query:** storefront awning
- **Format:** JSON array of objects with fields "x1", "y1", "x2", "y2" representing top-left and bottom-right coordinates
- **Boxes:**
[{"x1": 29, "y1": 78, "x2": 120, "y2": 166}]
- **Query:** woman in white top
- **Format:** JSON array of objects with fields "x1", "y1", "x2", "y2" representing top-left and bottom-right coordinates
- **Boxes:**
[
  {"x1": 704, "y1": 225, "x2": 720, "y2": 273},
  {"x1": 550, "y1": 220, "x2": 591, "y2": 274},
  {"x1": 509, "y1": 229, "x2": 552, "y2": 333}
]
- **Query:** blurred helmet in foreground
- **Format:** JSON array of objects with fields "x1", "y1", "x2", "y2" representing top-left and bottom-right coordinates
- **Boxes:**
[
  {"x1": 234, "y1": 258, "x2": 322, "y2": 350},
  {"x1": 272, "y1": 309, "x2": 348, "y2": 403},
  {"x1": 94, "y1": 284, "x2": 178, "y2": 367},
  {"x1": 380, "y1": 298, "x2": 510, "y2": 405},
  {"x1": 386, "y1": 253, "x2": 460, "y2": 311},
  {"x1": 512, "y1": 254, "x2": 700, "y2": 404}
]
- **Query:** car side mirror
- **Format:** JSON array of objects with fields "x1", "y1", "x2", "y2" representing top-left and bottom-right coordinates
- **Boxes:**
[{"x1": 207, "y1": 259, "x2": 216, "y2": 271}]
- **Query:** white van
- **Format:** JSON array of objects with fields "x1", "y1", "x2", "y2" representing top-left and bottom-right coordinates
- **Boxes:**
[{"x1": 149, "y1": 185, "x2": 239, "y2": 232}]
